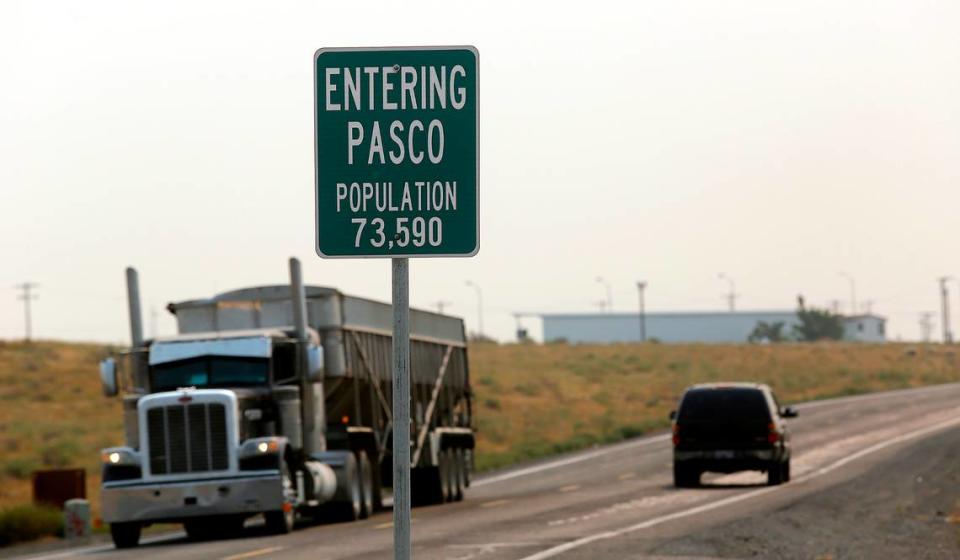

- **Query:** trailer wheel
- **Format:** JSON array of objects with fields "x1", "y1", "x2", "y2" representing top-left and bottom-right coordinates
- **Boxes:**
[
  {"x1": 358, "y1": 451, "x2": 374, "y2": 519},
  {"x1": 451, "y1": 449, "x2": 465, "y2": 502},
  {"x1": 439, "y1": 450, "x2": 454, "y2": 502},
  {"x1": 110, "y1": 522, "x2": 141, "y2": 549}
]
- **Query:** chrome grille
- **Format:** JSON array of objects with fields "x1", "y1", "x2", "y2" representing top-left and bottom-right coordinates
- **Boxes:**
[{"x1": 146, "y1": 403, "x2": 229, "y2": 475}]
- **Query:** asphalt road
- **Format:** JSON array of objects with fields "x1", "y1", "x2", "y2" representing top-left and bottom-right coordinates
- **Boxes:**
[{"x1": 17, "y1": 383, "x2": 960, "y2": 560}]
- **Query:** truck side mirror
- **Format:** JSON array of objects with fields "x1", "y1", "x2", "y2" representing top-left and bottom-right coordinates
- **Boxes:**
[
  {"x1": 781, "y1": 406, "x2": 798, "y2": 418},
  {"x1": 668, "y1": 410, "x2": 677, "y2": 421},
  {"x1": 100, "y1": 358, "x2": 118, "y2": 396},
  {"x1": 306, "y1": 345, "x2": 324, "y2": 382}
]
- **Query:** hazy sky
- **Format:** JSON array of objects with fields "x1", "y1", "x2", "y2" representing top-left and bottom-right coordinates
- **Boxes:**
[{"x1": 2, "y1": 1, "x2": 958, "y2": 343}]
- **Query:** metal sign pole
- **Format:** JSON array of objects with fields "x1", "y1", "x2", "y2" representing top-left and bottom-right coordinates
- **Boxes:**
[{"x1": 392, "y1": 257, "x2": 411, "y2": 560}]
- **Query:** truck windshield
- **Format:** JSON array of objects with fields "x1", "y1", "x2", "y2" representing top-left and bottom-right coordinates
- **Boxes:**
[
  {"x1": 150, "y1": 357, "x2": 269, "y2": 391},
  {"x1": 678, "y1": 388, "x2": 771, "y2": 424}
]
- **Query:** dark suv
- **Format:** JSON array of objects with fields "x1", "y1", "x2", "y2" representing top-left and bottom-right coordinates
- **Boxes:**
[{"x1": 670, "y1": 383, "x2": 797, "y2": 487}]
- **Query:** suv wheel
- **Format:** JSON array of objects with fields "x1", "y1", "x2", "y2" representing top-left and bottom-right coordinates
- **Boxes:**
[
  {"x1": 767, "y1": 461, "x2": 784, "y2": 486},
  {"x1": 673, "y1": 463, "x2": 699, "y2": 488}
]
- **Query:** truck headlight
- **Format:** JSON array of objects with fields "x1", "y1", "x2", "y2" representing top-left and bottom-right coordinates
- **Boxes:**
[
  {"x1": 239, "y1": 437, "x2": 284, "y2": 459},
  {"x1": 100, "y1": 447, "x2": 139, "y2": 466},
  {"x1": 238, "y1": 437, "x2": 286, "y2": 471}
]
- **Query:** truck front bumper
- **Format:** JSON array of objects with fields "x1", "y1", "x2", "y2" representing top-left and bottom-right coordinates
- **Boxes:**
[{"x1": 101, "y1": 472, "x2": 283, "y2": 524}]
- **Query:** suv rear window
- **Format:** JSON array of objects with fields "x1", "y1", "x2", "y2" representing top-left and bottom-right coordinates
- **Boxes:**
[{"x1": 678, "y1": 388, "x2": 771, "y2": 423}]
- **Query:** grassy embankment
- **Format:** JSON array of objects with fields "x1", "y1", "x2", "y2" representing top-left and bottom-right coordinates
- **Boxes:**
[{"x1": 1, "y1": 340, "x2": 958, "y2": 521}]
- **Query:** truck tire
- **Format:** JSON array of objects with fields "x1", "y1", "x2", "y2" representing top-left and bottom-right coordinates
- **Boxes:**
[
  {"x1": 265, "y1": 461, "x2": 296, "y2": 534},
  {"x1": 783, "y1": 459, "x2": 791, "y2": 482},
  {"x1": 333, "y1": 455, "x2": 362, "y2": 521},
  {"x1": 440, "y1": 450, "x2": 453, "y2": 502},
  {"x1": 451, "y1": 449, "x2": 465, "y2": 502},
  {"x1": 110, "y1": 522, "x2": 141, "y2": 549},
  {"x1": 358, "y1": 451, "x2": 374, "y2": 519}
]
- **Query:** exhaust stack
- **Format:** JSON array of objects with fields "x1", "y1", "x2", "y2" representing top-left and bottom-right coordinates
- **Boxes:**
[
  {"x1": 126, "y1": 267, "x2": 144, "y2": 348},
  {"x1": 289, "y1": 257, "x2": 309, "y2": 341}
]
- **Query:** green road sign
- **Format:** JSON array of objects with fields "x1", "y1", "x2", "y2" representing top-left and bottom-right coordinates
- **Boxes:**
[{"x1": 314, "y1": 46, "x2": 479, "y2": 258}]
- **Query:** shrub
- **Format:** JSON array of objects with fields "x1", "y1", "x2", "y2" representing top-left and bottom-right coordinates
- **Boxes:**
[
  {"x1": 0, "y1": 504, "x2": 63, "y2": 545},
  {"x1": 2, "y1": 457, "x2": 38, "y2": 480},
  {"x1": 40, "y1": 440, "x2": 82, "y2": 468}
]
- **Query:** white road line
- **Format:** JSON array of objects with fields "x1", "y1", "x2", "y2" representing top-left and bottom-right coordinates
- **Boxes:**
[
  {"x1": 518, "y1": 413, "x2": 960, "y2": 560},
  {"x1": 472, "y1": 435, "x2": 671, "y2": 487}
]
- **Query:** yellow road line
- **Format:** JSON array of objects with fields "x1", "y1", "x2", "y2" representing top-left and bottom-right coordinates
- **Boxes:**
[
  {"x1": 617, "y1": 473, "x2": 636, "y2": 480},
  {"x1": 222, "y1": 546, "x2": 285, "y2": 560},
  {"x1": 559, "y1": 485, "x2": 580, "y2": 493},
  {"x1": 479, "y1": 499, "x2": 511, "y2": 508},
  {"x1": 375, "y1": 518, "x2": 417, "y2": 529}
]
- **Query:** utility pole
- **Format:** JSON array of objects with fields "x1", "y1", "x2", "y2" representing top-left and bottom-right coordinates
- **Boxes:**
[
  {"x1": 919, "y1": 312, "x2": 934, "y2": 343},
  {"x1": 15, "y1": 282, "x2": 39, "y2": 342},
  {"x1": 149, "y1": 306, "x2": 159, "y2": 339},
  {"x1": 636, "y1": 281, "x2": 647, "y2": 342},
  {"x1": 595, "y1": 276, "x2": 613, "y2": 312},
  {"x1": 433, "y1": 301, "x2": 452, "y2": 314},
  {"x1": 939, "y1": 276, "x2": 953, "y2": 343},
  {"x1": 838, "y1": 271, "x2": 857, "y2": 317},
  {"x1": 465, "y1": 280, "x2": 484, "y2": 340},
  {"x1": 718, "y1": 273, "x2": 737, "y2": 312}
]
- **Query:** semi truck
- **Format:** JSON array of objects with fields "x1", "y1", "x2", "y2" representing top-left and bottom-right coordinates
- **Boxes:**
[{"x1": 97, "y1": 258, "x2": 475, "y2": 548}]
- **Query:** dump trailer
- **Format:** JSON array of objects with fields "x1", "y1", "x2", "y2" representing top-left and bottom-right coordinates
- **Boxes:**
[{"x1": 97, "y1": 258, "x2": 474, "y2": 548}]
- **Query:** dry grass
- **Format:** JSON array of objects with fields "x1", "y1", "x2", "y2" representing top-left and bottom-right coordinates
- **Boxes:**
[
  {"x1": 0, "y1": 339, "x2": 957, "y2": 516},
  {"x1": 0, "y1": 341, "x2": 122, "y2": 517}
]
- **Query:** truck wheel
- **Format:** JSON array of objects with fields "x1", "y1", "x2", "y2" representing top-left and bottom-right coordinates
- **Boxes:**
[
  {"x1": 451, "y1": 449, "x2": 465, "y2": 502},
  {"x1": 782, "y1": 459, "x2": 791, "y2": 483},
  {"x1": 110, "y1": 522, "x2": 141, "y2": 548},
  {"x1": 440, "y1": 450, "x2": 453, "y2": 502},
  {"x1": 266, "y1": 462, "x2": 296, "y2": 534},
  {"x1": 358, "y1": 451, "x2": 374, "y2": 519},
  {"x1": 333, "y1": 455, "x2": 362, "y2": 521},
  {"x1": 767, "y1": 461, "x2": 784, "y2": 486}
]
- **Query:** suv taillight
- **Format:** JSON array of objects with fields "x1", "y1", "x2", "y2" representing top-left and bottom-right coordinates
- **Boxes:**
[
  {"x1": 767, "y1": 422, "x2": 780, "y2": 444},
  {"x1": 672, "y1": 424, "x2": 680, "y2": 446}
]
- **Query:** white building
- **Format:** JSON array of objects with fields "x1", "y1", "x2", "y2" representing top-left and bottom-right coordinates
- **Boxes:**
[
  {"x1": 842, "y1": 314, "x2": 886, "y2": 343},
  {"x1": 538, "y1": 311, "x2": 886, "y2": 344}
]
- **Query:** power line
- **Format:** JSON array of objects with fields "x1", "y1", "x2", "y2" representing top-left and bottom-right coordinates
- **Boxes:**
[{"x1": 14, "y1": 282, "x2": 39, "y2": 342}]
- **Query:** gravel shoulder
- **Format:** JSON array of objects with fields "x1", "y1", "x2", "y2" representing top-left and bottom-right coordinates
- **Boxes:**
[{"x1": 649, "y1": 425, "x2": 960, "y2": 559}]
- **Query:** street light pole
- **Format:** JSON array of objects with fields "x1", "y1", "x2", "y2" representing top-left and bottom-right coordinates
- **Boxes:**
[
  {"x1": 939, "y1": 276, "x2": 953, "y2": 344},
  {"x1": 636, "y1": 281, "x2": 647, "y2": 342},
  {"x1": 595, "y1": 276, "x2": 613, "y2": 313},
  {"x1": 717, "y1": 273, "x2": 737, "y2": 312},
  {"x1": 465, "y1": 280, "x2": 484, "y2": 340},
  {"x1": 838, "y1": 271, "x2": 857, "y2": 316}
]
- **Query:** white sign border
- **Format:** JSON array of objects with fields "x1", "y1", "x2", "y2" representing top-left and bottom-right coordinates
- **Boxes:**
[{"x1": 313, "y1": 45, "x2": 480, "y2": 259}]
